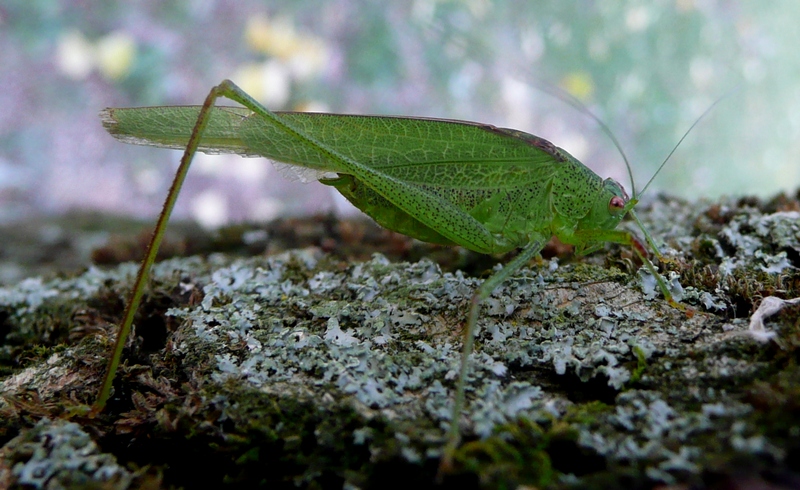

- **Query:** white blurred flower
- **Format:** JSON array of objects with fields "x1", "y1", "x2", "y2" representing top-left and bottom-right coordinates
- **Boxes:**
[
  {"x1": 56, "y1": 30, "x2": 94, "y2": 80},
  {"x1": 192, "y1": 190, "x2": 229, "y2": 229},
  {"x1": 251, "y1": 197, "x2": 284, "y2": 222},
  {"x1": 625, "y1": 6, "x2": 652, "y2": 32},
  {"x1": 55, "y1": 29, "x2": 137, "y2": 81}
]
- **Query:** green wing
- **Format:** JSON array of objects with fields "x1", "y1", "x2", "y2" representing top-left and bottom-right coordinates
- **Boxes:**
[
  {"x1": 102, "y1": 107, "x2": 569, "y2": 252},
  {"x1": 101, "y1": 106, "x2": 255, "y2": 155},
  {"x1": 102, "y1": 107, "x2": 564, "y2": 187}
]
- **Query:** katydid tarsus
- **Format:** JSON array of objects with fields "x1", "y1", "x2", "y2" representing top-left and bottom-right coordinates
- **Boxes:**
[{"x1": 95, "y1": 79, "x2": 699, "y2": 470}]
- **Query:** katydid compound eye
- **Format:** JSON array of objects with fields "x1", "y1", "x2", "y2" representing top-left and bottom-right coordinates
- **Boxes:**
[{"x1": 608, "y1": 196, "x2": 625, "y2": 213}]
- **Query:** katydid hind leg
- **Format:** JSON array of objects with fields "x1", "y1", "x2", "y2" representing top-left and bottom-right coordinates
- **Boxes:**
[
  {"x1": 94, "y1": 82, "x2": 237, "y2": 411},
  {"x1": 439, "y1": 237, "x2": 546, "y2": 475},
  {"x1": 217, "y1": 80, "x2": 499, "y2": 254},
  {"x1": 95, "y1": 79, "x2": 355, "y2": 410}
]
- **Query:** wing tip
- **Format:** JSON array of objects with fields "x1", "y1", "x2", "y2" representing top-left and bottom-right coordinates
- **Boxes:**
[{"x1": 99, "y1": 108, "x2": 120, "y2": 133}]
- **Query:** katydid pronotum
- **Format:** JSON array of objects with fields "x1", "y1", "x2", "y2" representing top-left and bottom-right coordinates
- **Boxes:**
[{"x1": 95, "y1": 79, "x2": 692, "y2": 470}]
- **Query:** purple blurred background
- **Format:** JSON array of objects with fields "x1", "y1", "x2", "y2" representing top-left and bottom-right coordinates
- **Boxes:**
[{"x1": 1, "y1": 1, "x2": 798, "y2": 231}]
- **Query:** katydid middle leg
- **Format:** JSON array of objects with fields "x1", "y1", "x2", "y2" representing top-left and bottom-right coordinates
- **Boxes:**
[{"x1": 439, "y1": 237, "x2": 546, "y2": 474}]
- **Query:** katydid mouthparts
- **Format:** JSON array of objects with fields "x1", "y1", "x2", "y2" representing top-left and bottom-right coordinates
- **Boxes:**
[{"x1": 96, "y1": 79, "x2": 696, "y2": 472}]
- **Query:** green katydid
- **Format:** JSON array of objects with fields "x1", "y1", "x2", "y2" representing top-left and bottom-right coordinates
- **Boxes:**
[{"x1": 94, "y1": 79, "x2": 694, "y2": 470}]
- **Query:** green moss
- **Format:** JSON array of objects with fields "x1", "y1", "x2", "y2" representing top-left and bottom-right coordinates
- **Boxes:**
[
  {"x1": 454, "y1": 418, "x2": 557, "y2": 488},
  {"x1": 629, "y1": 345, "x2": 649, "y2": 384}
]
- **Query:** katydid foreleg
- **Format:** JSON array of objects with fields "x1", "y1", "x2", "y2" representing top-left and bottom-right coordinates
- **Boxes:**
[{"x1": 573, "y1": 225, "x2": 681, "y2": 308}]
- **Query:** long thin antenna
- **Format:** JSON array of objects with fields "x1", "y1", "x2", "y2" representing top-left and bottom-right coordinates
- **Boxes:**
[
  {"x1": 638, "y1": 94, "x2": 730, "y2": 198},
  {"x1": 532, "y1": 82, "x2": 637, "y2": 198},
  {"x1": 418, "y1": 22, "x2": 636, "y2": 194},
  {"x1": 420, "y1": 20, "x2": 731, "y2": 200}
]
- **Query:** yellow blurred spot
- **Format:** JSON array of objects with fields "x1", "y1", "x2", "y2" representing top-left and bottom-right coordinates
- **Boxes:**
[
  {"x1": 676, "y1": 0, "x2": 696, "y2": 13},
  {"x1": 246, "y1": 15, "x2": 297, "y2": 59},
  {"x1": 244, "y1": 14, "x2": 327, "y2": 79},
  {"x1": 232, "y1": 64, "x2": 266, "y2": 101},
  {"x1": 232, "y1": 60, "x2": 291, "y2": 107},
  {"x1": 56, "y1": 30, "x2": 95, "y2": 80},
  {"x1": 286, "y1": 38, "x2": 327, "y2": 81},
  {"x1": 292, "y1": 100, "x2": 330, "y2": 113},
  {"x1": 96, "y1": 31, "x2": 137, "y2": 80},
  {"x1": 561, "y1": 72, "x2": 594, "y2": 101}
]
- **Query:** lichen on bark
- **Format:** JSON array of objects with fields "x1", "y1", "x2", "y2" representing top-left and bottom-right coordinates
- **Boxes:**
[{"x1": 1, "y1": 191, "x2": 799, "y2": 488}]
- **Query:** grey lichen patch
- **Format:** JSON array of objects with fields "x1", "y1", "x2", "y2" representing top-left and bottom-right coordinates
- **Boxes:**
[
  {"x1": 578, "y1": 390, "x2": 759, "y2": 485},
  {"x1": 169, "y1": 249, "x2": 691, "y2": 444},
  {"x1": 149, "y1": 243, "x2": 775, "y2": 485},
  {"x1": 0, "y1": 257, "x2": 209, "y2": 357},
  {"x1": 632, "y1": 194, "x2": 800, "y2": 317},
  {"x1": 715, "y1": 209, "x2": 800, "y2": 275},
  {"x1": 1, "y1": 418, "x2": 138, "y2": 489},
  {"x1": 174, "y1": 251, "x2": 483, "y2": 432}
]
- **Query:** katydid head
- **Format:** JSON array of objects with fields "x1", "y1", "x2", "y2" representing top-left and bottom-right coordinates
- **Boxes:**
[
  {"x1": 581, "y1": 177, "x2": 633, "y2": 232},
  {"x1": 576, "y1": 177, "x2": 657, "y2": 258},
  {"x1": 605, "y1": 181, "x2": 660, "y2": 258}
]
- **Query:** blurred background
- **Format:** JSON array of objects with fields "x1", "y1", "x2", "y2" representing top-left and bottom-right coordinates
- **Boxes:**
[{"x1": 1, "y1": 1, "x2": 799, "y2": 234}]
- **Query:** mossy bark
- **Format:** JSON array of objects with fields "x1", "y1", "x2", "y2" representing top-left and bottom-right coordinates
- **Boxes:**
[{"x1": 1, "y1": 192, "x2": 799, "y2": 489}]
